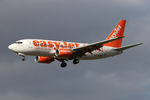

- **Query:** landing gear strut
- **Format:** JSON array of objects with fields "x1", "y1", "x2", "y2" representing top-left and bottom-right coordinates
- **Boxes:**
[
  {"x1": 60, "y1": 62, "x2": 67, "y2": 68},
  {"x1": 22, "y1": 56, "x2": 25, "y2": 61},
  {"x1": 73, "y1": 59, "x2": 79, "y2": 64},
  {"x1": 18, "y1": 53, "x2": 25, "y2": 61}
]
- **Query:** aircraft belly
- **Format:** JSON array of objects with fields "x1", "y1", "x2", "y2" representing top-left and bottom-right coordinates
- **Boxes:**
[
  {"x1": 80, "y1": 52, "x2": 103, "y2": 60},
  {"x1": 80, "y1": 49, "x2": 122, "y2": 60}
]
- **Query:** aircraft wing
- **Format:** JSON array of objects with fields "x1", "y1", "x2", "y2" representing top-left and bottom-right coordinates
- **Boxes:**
[{"x1": 73, "y1": 37, "x2": 124, "y2": 55}]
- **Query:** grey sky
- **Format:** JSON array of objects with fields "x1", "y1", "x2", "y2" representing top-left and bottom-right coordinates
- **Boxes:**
[{"x1": 0, "y1": 0, "x2": 150, "y2": 100}]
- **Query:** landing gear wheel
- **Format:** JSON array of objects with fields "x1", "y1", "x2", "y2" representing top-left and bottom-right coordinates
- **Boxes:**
[
  {"x1": 22, "y1": 57, "x2": 25, "y2": 61},
  {"x1": 61, "y1": 62, "x2": 67, "y2": 68},
  {"x1": 73, "y1": 59, "x2": 79, "y2": 64}
]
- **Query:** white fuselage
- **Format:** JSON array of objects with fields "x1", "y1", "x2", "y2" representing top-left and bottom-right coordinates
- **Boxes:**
[{"x1": 8, "y1": 39, "x2": 122, "y2": 60}]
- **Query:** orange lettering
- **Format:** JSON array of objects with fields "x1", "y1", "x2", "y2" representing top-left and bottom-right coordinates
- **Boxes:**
[
  {"x1": 71, "y1": 43, "x2": 74, "y2": 48},
  {"x1": 33, "y1": 40, "x2": 39, "y2": 46},
  {"x1": 68, "y1": 43, "x2": 72, "y2": 48},
  {"x1": 63, "y1": 41, "x2": 67, "y2": 48},
  {"x1": 75, "y1": 43, "x2": 80, "y2": 47},
  {"x1": 60, "y1": 43, "x2": 64, "y2": 48},
  {"x1": 47, "y1": 41, "x2": 53, "y2": 48},
  {"x1": 40, "y1": 41, "x2": 47, "y2": 47},
  {"x1": 53, "y1": 42, "x2": 60, "y2": 49}
]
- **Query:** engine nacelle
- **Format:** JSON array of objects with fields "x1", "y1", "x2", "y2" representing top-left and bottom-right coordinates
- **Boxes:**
[
  {"x1": 49, "y1": 50, "x2": 56, "y2": 56},
  {"x1": 35, "y1": 56, "x2": 54, "y2": 64},
  {"x1": 55, "y1": 49, "x2": 73, "y2": 58}
]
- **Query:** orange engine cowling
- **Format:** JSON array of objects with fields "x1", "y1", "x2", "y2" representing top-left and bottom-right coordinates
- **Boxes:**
[
  {"x1": 35, "y1": 56, "x2": 54, "y2": 64},
  {"x1": 55, "y1": 49, "x2": 73, "y2": 58}
]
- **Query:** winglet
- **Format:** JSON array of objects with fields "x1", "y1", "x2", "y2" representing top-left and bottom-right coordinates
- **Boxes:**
[{"x1": 104, "y1": 19, "x2": 126, "y2": 48}]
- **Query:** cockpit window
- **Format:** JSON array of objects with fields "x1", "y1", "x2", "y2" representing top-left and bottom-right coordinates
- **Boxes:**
[{"x1": 15, "y1": 42, "x2": 23, "y2": 44}]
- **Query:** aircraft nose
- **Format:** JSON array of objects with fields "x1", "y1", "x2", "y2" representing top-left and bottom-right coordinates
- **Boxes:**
[
  {"x1": 8, "y1": 44, "x2": 14, "y2": 50},
  {"x1": 8, "y1": 44, "x2": 12, "y2": 50}
]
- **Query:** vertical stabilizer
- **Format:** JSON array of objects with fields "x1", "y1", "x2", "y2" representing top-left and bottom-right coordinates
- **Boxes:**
[{"x1": 104, "y1": 19, "x2": 126, "y2": 48}]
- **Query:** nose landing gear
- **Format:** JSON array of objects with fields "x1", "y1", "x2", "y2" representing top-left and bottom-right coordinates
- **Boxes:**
[
  {"x1": 22, "y1": 56, "x2": 25, "y2": 61},
  {"x1": 17, "y1": 53, "x2": 25, "y2": 61}
]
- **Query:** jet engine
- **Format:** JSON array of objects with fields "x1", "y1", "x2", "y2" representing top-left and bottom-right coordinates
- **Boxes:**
[
  {"x1": 35, "y1": 56, "x2": 54, "y2": 63},
  {"x1": 55, "y1": 49, "x2": 73, "y2": 58}
]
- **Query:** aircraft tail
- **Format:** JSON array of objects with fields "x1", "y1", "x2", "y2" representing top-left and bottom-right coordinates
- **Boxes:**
[{"x1": 104, "y1": 19, "x2": 126, "y2": 48}]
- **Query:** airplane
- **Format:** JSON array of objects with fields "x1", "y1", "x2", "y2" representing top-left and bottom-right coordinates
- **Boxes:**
[{"x1": 8, "y1": 19, "x2": 142, "y2": 68}]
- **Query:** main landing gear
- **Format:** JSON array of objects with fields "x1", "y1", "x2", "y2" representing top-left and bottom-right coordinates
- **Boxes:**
[
  {"x1": 60, "y1": 59, "x2": 80, "y2": 68},
  {"x1": 73, "y1": 59, "x2": 79, "y2": 64},
  {"x1": 60, "y1": 62, "x2": 67, "y2": 68}
]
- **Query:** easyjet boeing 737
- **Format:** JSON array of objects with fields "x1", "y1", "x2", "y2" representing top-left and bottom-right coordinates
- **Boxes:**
[{"x1": 8, "y1": 19, "x2": 142, "y2": 68}]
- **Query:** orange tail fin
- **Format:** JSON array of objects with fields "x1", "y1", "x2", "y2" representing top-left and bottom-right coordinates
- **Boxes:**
[{"x1": 104, "y1": 19, "x2": 126, "y2": 48}]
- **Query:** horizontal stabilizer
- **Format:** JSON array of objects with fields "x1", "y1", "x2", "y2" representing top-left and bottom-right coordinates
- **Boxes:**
[{"x1": 115, "y1": 43, "x2": 143, "y2": 51}]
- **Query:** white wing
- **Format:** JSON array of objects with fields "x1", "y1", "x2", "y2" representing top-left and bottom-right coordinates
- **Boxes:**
[{"x1": 73, "y1": 37, "x2": 124, "y2": 56}]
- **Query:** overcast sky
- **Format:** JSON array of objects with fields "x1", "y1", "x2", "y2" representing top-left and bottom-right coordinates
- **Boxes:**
[{"x1": 0, "y1": 0, "x2": 150, "y2": 100}]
